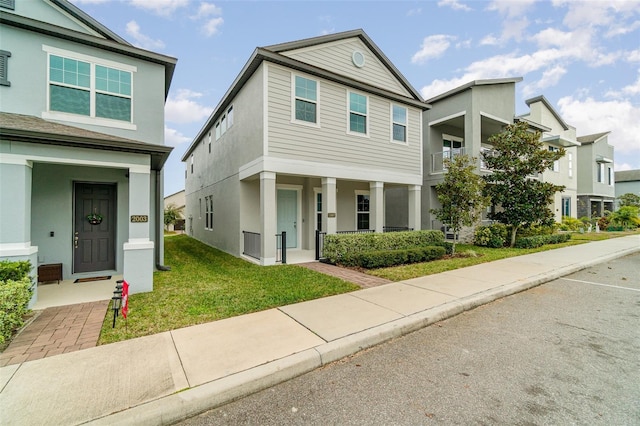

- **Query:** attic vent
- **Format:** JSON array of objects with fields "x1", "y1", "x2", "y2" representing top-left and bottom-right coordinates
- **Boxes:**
[
  {"x1": 0, "y1": 0, "x2": 15, "y2": 10},
  {"x1": 0, "y1": 50, "x2": 11, "y2": 87}
]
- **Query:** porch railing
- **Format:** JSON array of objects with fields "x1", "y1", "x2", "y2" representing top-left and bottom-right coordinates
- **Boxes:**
[
  {"x1": 336, "y1": 229, "x2": 374, "y2": 234},
  {"x1": 315, "y1": 230, "x2": 327, "y2": 261},
  {"x1": 242, "y1": 231, "x2": 260, "y2": 260},
  {"x1": 276, "y1": 231, "x2": 287, "y2": 264},
  {"x1": 383, "y1": 226, "x2": 413, "y2": 232},
  {"x1": 432, "y1": 148, "x2": 465, "y2": 173}
]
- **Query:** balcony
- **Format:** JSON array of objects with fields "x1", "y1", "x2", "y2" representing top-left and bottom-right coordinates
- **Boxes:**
[{"x1": 431, "y1": 148, "x2": 465, "y2": 174}]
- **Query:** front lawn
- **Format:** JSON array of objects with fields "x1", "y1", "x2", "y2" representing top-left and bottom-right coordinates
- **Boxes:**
[{"x1": 98, "y1": 235, "x2": 358, "y2": 344}]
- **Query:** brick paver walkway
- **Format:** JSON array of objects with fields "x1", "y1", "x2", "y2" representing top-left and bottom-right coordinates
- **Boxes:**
[
  {"x1": 0, "y1": 300, "x2": 109, "y2": 367},
  {"x1": 299, "y1": 262, "x2": 393, "y2": 288}
]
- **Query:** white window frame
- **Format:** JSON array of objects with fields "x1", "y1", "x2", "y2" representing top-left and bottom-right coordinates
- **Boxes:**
[
  {"x1": 391, "y1": 104, "x2": 408, "y2": 144},
  {"x1": 227, "y1": 105, "x2": 234, "y2": 128},
  {"x1": 568, "y1": 152, "x2": 573, "y2": 178},
  {"x1": 205, "y1": 195, "x2": 213, "y2": 230},
  {"x1": 42, "y1": 45, "x2": 136, "y2": 130},
  {"x1": 608, "y1": 166, "x2": 613, "y2": 186},
  {"x1": 562, "y1": 197, "x2": 571, "y2": 217},
  {"x1": 355, "y1": 190, "x2": 370, "y2": 230},
  {"x1": 548, "y1": 146, "x2": 560, "y2": 172},
  {"x1": 598, "y1": 163, "x2": 605, "y2": 183},
  {"x1": 347, "y1": 91, "x2": 369, "y2": 137},
  {"x1": 291, "y1": 74, "x2": 320, "y2": 127},
  {"x1": 314, "y1": 188, "x2": 322, "y2": 232},
  {"x1": 215, "y1": 121, "x2": 221, "y2": 140}
]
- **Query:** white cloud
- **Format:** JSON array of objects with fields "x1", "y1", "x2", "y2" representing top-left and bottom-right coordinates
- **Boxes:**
[
  {"x1": 456, "y1": 39, "x2": 472, "y2": 49},
  {"x1": 164, "y1": 126, "x2": 191, "y2": 146},
  {"x1": 191, "y1": 2, "x2": 222, "y2": 19},
  {"x1": 129, "y1": 0, "x2": 189, "y2": 17},
  {"x1": 125, "y1": 21, "x2": 165, "y2": 50},
  {"x1": 558, "y1": 96, "x2": 640, "y2": 169},
  {"x1": 421, "y1": 76, "x2": 477, "y2": 100},
  {"x1": 202, "y1": 17, "x2": 224, "y2": 37},
  {"x1": 480, "y1": 34, "x2": 499, "y2": 46},
  {"x1": 165, "y1": 89, "x2": 213, "y2": 124},
  {"x1": 407, "y1": 8, "x2": 422, "y2": 17},
  {"x1": 487, "y1": 0, "x2": 537, "y2": 18},
  {"x1": 616, "y1": 163, "x2": 633, "y2": 171},
  {"x1": 437, "y1": 0, "x2": 472, "y2": 12},
  {"x1": 411, "y1": 35, "x2": 456, "y2": 64},
  {"x1": 522, "y1": 65, "x2": 567, "y2": 96},
  {"x1": 627, "y1": 50, "x2": 640, "y2": 63}
]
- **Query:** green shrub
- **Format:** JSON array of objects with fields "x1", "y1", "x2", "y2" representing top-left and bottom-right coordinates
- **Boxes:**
[
  {"x1": 597, "y1": 216, "x2": 610, "y2": 230},
  {"x1": 434, "y1": 241, "x2": 454, "y2": 255},
  {"x1": 517, "y1": 223, "x2": 556, "y2": 237},
  {"x1": 561, "y1": 216, "x2": 583, "y2": 232},
  {"x1": 0, "y1": 261, "x2": 33, "y2": 344},
  {"x1": 340, "y1": 246, "x2": 446, "y2": 268},
  {"x1": 514, "y1": 233, "x2": 571, "y2": 248},
  {"x1": 606, "y1": 225, "x2": 624, "y2": 232},
  {"x1": 323, "y1": 230, "x2": 444, "y2": 264},
  {"x1": 474, "y1": 224, "x2": 508, "y2": 248}
]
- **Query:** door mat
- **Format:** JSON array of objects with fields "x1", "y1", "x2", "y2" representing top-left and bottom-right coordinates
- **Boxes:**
[{"x1": 74, "y1": 276, "x2": 111, "y2": 283}]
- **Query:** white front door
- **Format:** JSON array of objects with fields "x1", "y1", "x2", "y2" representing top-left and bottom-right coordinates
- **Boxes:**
[{"x1": 277, "y1": 189, "x2": 298, "y2": 248}]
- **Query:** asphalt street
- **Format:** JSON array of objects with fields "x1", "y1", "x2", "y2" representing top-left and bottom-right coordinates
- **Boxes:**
[{"x1": 178, "y1": 252, "x2": 640, "y2": 425}]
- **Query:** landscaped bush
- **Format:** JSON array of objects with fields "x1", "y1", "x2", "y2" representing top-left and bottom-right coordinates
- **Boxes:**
[
  {"x1": 0, "y1": 260, "x2": 33, "y2": 345},
  {"x1": 514, "y1": 233, "x2": 571, "y2": 248},
  {"x1": 323, "y1": 230, "x2": 444, "y2": 265},
  {"x1": 606, "y1": 225, "x2": 624, "y2": 232},
  {"x1": 435, "y1": 241, "x2": 454, "y2": 255},
  {"x1": 560, "y1": 216, "x2": 584, "y2": 232},
  {"x1": 597, "y1": 216, "x2": 610, "y2": 230},
  {"x1": 474, "y1": 224, "x2": 508, "y2": 248},
  {"x1": 340, "y1": 246, "x2": 446, "y2": 268},
  {"x1": 517, "y1": 222, "x2": 556, "y2": 237}
]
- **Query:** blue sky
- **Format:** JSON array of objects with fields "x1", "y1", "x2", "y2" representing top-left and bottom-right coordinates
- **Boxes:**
[{"x1": 70, "y1": 0, "x2": 640, "y2": 197}]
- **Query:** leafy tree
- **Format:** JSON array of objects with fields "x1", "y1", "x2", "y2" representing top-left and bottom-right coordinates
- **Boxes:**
[
  {"x1": 431, "y1": 154, "x2": 489, "y2": 253},
  {"x1": 482, "y1": 122, "x2": 566, "y2": 247},
  {"x1": 618, "y1": 193, "x2": 640, "y2": 208},
  {"x1": 610, "y1": 205, "x2": 639, "y2": 229},
  {"x1": 164, "y1": 203, "x2": 181, "y2": 229}
]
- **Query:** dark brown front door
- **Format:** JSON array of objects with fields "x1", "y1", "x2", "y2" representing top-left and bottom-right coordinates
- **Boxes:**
[{"x1": 74, "y1": 183, "x2": 116, "y2": 273}]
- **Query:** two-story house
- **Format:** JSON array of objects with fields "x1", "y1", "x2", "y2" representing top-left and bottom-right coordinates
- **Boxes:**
[
  {"x1": 181, "y1": 29, "x2": 426, "y2": 265},
  {"x1": 518, "y1": 96, "x2": 580, "y2": 222},
  {"x1": 0, "y1": 0, "x2": 176, "y2": 305},
  {"x1": 576, "y1": 132, "x2": 615, "y2": 218}
]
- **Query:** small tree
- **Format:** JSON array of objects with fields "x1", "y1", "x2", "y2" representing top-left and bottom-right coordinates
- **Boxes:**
[
  {"x1": 618, "y1": 193, "x2": 640, "y2": 208},
  {"x1": 483, "y1": 122, "x2": 566, "y2": 247},
  {"x1": 431, "y1": 155, "x2": 489, "y2": 253},
  {"x1": 164, "y1": 203, "x2": 180, "y2": 230},
  {"x1": 610, "y1": 205, "x2": 639, "y2": 229}
]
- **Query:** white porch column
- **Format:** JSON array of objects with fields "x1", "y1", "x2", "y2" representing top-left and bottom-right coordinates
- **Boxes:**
[
  {"x1": 408, "y1": 185, "x2": 421, "y2": 231},
  {"x1": 322, "y1": 177, "x2": 337, "y2": 234},
  {"x1": 370, "y1": 181, "x2": 384, "y2": 233},
  {"x1": 260, "y1": 172, "x2": 276, "y2": 265},
  {"x1": 124, "y1": 169, "x2": 154, "y2": 294}
]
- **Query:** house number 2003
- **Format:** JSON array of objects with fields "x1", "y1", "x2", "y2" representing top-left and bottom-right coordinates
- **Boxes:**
[{"x1": 130, "y1": 215, "x2": 149, "y2": 223}]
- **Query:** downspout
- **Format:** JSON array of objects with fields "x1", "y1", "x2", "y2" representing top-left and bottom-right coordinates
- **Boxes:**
[{"x1": 156, "y1": 168, "x2": 171, "y2": 271}]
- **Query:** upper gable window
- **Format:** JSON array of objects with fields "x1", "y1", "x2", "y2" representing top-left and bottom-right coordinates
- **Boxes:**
[
  {"x1": 349, "y1": 92, "x2": 368, "y2": 135},
  {"x1": 293, "y1": 75, "x2": 317, "y2": 124},
  {"x1": 44, "y1": 46, "x2": 136, "y2": 129},
  {"x1": 392, "y1": 105, "x2": 407, "y2": 143}
]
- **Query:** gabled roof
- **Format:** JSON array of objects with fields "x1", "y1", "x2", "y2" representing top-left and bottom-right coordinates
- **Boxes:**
[
  {"x1": 0, "y1": 112, "x2": 172, "y2": 170},
  {"x1": 614, "y1": 169, "x2": 640, "y2": 182},
  {"x1": 577, "y1": 131, "x2": 610, "y2": 144},
  {"x1": 425, "y1": 77, "x2": 523, "y2": 104},
  {"x1": 182, "y1": 29, "x2": 428, "y2": 161},
  {"x1": 525, "y1": 95, "x2": 569, "y2": 131},
  {"x1": 0, "y1": 5, "x2": 177, "y2": 98}
]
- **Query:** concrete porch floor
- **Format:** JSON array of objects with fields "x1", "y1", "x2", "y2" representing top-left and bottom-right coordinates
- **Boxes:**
[
  {"x1": 32, "y1": 275, "x2": 122, "y2": 310},
  {"x1": 283, "y1": 249, "x2": 317, "y2": 265}
]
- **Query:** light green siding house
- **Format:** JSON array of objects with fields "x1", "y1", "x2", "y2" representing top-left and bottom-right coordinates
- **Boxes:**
[
  {"x1": 576, "y1": 132, "x2": 615, "y2": 218},
  {"x1": 0, "y1": 0, "x2": 176, "y2": 305},
  {"x1": 182, "y1": 30, "x2": 426, "y2": 265}
]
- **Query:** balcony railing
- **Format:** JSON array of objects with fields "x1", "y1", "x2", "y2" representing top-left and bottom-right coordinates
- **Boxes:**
[
  {"x1": 242, "y1": 231, "x2": 260, "y2": 260},
  {"x1": 431, "y1": 148, "x2": 465, "y2": 173}
]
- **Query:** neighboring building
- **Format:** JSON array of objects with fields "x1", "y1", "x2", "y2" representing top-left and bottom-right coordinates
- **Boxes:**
[
  {"x1": 164, "y1": 189, "x2": 185, "y2": 231},
  {"x1": 614, "y1": 169, "x2": 640, "y2": 209},
  {"x1": 518, "y1": 95, "x2": 580, "y2": 222},
  {"x1": 576, "y1": 132, "x2": 615, "y2": 218},
  {"x1": 0, "y1": 0, "x2": 176, "y2": 304},
  {"x1": 181, "y1": 29, "x2": 426, "y2": 265}
]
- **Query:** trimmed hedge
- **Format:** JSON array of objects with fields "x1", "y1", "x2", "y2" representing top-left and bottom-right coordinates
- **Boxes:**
[
  {"x1": 0, "y1": 260, "x2": 33, "y2": 344},
  {"x1": 323, "y1": 230, "x2": 444, "y2": 265},
  {"x1": 340, "y1": 246, "x2": 446, "y2": 268},
  {"x1": 474, "y1": 224, "x2": 508, "y2": 248},
  {"x1": 514, "y1": 233, "x2": 571, "y2": 249}
]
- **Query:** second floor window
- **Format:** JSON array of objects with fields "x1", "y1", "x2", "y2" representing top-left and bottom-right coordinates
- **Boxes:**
[
  {"x1": 48, "y1": 54, "x2": 132, "y2": 122},
  {"x1": 294, "y1": 76, "x2": 317, "y2": 123},
  {"x1": 392, "y1": 105, "x2": 407, "y2": 143},
  {"x1": 597, "y1": 163, "x2": 605, "y2": 183},
  {"x1": 349, "y1": 92, "x2": 368, "y2": 134}
]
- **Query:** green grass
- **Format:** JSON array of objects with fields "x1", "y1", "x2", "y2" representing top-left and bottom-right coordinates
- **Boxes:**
[
  {"x1": 366, "y1": 230, "x2": 637, "y2": 282},
  {"x1": 98, "y1": 235, "x2": 358, "y2": 344}
]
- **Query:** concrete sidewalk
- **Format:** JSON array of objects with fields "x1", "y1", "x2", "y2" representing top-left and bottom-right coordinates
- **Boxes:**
[{"x1": 1, "y1": 235, "x2": 638, "y2": 425}]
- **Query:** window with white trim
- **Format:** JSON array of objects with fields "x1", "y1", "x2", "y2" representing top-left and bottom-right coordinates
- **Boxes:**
[
  {"x1": 294, "y1": 75, "x2": 317, "y2": 124},
  {"x1": 548, "y1": 146, "x2": 559, "y2": 172},
  {"x1": 562, "y1": 197, "x2": 571, "y2": 217},
  {"x1": 227, "y1": 106, "x2": 234, "y2": 127},
  {"x1": 214, "y1": 105, "x2": 233, "y2": 140},
  {"x1": 48, "y1": 53, "x2": 132, "y2": 122},
  {"x1": 349, "y1": 92, "x2": 368, "y2": 135},
  {"x1": 608, "y1": 166, "x2": 613, "y2": 186},
  {"x1": 392, "y1": 105, "x2": 407, "y2": 143},
  {"x1": 597, "y1": 163, "x2": 605, "y2": 183},
  {"x1": 355, "y1": 191, "x2": 370, "y2": 230},
  {"x1": 568, "y1": 152, "x2": 573, "y2": 178},
  {"x1": 315, "y1": 191, "x2": 322, "y2": 232},
  {"x1": 205, "y1": 196, "x2": 213, "y2": 230},
  {"x1": 0, "y1": 50, "x2": 11, "y2": 86},
  {"x1": 190, "y1": 154, "x2": 194, "y2": 174},
  {"x1": 215, "y1": 121, "x2": 221, "y2": 140}
]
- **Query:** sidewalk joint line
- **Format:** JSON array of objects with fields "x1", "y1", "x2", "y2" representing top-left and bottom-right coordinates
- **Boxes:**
[
  {"x1": 0, "y1": 362, "x2": 22, "y2": 394},
  {"x1": 559, "y1": 277, "x2": 640, "y2": 292},
  {"x1": 276, "y1": 308, "x2": 328, "y2": 343},
  {"x1": 169, "y1": 330, "x2": 192, "y2": 388}
]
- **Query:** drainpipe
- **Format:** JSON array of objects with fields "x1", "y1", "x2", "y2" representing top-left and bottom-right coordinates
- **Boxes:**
[{"x1": 156, "y1": 168, "x2": 171, "y2": 271}]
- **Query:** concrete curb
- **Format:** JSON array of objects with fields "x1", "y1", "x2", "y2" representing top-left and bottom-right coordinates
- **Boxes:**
[{"x1": 85, "y1": 243, "x2": 640, "y2": 425}]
